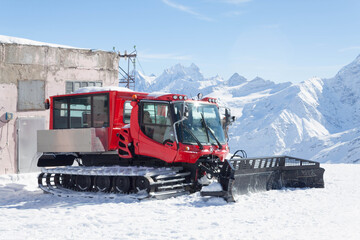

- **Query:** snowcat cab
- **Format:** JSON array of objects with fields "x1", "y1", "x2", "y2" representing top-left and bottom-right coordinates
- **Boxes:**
[{"x1": 37, "y1": 88, "x2": 324, "y2": 201}]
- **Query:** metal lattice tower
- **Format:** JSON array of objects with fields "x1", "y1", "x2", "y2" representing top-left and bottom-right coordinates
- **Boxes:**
[{"x1": 118, "y1": 47, "x2": 137, "y2": 90}]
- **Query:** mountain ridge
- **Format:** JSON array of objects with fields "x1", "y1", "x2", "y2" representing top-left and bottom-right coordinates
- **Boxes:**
[{"x1": 134, "y1": 58, "x2": 360, "y2": 163}]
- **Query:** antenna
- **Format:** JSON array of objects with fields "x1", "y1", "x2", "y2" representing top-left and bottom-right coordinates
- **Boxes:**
[{"x1": 118, "y1": 46, "x2": 137, "y2": 90}]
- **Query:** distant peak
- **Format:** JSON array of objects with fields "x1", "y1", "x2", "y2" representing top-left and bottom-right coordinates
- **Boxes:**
[
  {"x1": 335, "y1": 54, "x2": 360, "y2": 80},
  {"x1": 356, "y1": 53, "x2": 360, "y2": 60},
  {"x1": 159, "y1": 63, "x2": 205, "y2": 82},
  {"x1": 227, "y1": 73, "x2": 247, "y2": 86},
  {"x1": 348, "y1": 53, "x2": 360, "y2": 66},
  {"x1": 172, "y1": 63, "x2": 185, "y2": 69},
  {"x1": 165, "y1": 63, "x2": 202, "y2": 74},
  {"x1": 251, "y1": 76, "x2": 266, "y2": 82},
  {"x1": 190, "y1": 63, "x2": 199, "y2": 69}
]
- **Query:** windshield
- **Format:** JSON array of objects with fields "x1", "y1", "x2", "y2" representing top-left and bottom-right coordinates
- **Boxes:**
[{"x1": 173, "y1": 102, "x2": 226, "y2": 145}]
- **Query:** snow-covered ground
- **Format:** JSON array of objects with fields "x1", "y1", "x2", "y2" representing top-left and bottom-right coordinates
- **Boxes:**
[{"x1": 1, "y1": 164, "x2": 359, "y2": 240}]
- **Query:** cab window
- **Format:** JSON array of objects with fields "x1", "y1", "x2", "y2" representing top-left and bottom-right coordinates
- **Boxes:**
[
  {"x1": 141, "y1": 102, "x2": 174, "y2": 144},
  {"x1": 53, "y1": 93, "x2": 109, "y2": 129}
]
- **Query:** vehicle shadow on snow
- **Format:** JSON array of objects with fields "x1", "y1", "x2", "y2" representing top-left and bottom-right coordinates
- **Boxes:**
[
  {"x1": 0, "y1": 183, "x2": 140, "y2": 210},
  {"x1": 0, "y1": 183, "x2": 315, "y2": 210},
  {"x1": 0, "y1": 183, "x2": 230, "y2": 209},
  {"x1": 188, "y1": 197, "x2": 229, "y2": 207}
]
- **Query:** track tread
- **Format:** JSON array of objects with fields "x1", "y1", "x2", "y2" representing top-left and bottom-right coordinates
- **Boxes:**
[{"x1": 38, "y1": 166, "x2": 192, "y2": 200}]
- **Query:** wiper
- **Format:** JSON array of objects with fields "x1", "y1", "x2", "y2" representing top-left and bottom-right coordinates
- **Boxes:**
[
  {"x1": 182, "y1": 123, "x2": 204, "y2": 150},
  {"x1": 200, "y1": 113, "x2": 223, "y2": 149}
]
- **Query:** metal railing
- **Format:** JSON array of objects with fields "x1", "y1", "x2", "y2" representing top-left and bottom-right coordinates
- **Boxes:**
[{"x1": 228, "y1": 155, "x2": 319, "y2": 171}]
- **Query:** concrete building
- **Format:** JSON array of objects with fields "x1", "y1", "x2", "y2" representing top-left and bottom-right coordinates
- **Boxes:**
[{"x1": 0, "y1": 36, "x2": 119, "y2": 174}]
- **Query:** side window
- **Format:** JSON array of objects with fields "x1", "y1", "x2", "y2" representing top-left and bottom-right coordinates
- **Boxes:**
[
  {"x1": 53, "y1": 98, "x2": 69, "y2": 129},
  {"x1": 65, "y1": 81, "x2": 103, "y2": 94},
  {"x1": 53, "y1": 94, "x2": 109, "y2": 129},
  {"x1": 141, "y1": 102, "x2": 174, "y2": 144},
  {"x1": 93, "y1": 95, "x2": 109, "y2": 127},
  {"x1": 69, "y1": 96, "x2": 91, "y2": 128},
  {"x1": 123, "y1": 101, "x2": 133, "y2": 124}
]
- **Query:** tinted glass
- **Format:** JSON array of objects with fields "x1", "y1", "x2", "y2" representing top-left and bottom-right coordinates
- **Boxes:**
[
  {"x1": 69, "y1": 96, "x2": 91, "y2": 128},
  {"x1": 93, "y1": 95, "x2": 109, "y2": 127},
  {"x1": 53, "y1": 98, "x2": 68, "y2": 129},
  {"x1": 53, "y1": 94, "x2": 109, "y2": 129},
  {"x1": 142, "y1": 102, "x2": 174, "y2": 144}
]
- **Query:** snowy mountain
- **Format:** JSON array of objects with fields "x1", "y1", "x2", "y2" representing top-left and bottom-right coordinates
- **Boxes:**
[
  {"x1": 136, "y1": 63, "x2": 224, "y2": 97},
  {"x1": 134, "y1": 57, "x2": 360, "y2": 164}
]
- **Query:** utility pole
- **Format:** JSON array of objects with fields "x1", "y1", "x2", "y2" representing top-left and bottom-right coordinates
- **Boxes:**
[{"x1": 118, "y1": 46, "x2": 137, "y2": 90}]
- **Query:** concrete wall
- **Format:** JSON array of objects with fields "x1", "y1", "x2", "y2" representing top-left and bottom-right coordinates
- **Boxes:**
[{"x1": 0, "y1": 43, "x2": 119, "y2": 174}]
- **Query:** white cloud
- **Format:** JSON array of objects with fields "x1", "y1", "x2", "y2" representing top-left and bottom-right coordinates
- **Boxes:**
[{"x1": 162, "y1": 0, "x2": 214, "y2": 22}]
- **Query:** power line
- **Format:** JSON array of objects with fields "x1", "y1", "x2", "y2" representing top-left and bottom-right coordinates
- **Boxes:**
[{"x1": 136, "y1": 56, "x2": 146, "y2": 75}]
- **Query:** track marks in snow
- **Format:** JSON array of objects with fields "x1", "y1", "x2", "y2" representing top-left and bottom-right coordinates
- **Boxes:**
[{"x1": 0, "y1": 165, "x2": 360, "y2": 240}]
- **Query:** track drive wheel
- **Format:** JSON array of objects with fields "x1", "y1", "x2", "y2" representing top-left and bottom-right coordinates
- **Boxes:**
[
  {"x1": 135, "y1": 176, "x2": 150, "y2": 193},
  {"x1": 94, "y1": 176, "x2": 111, "y2": 192},
  {"x1": 61, "y1": 174, "x2": 75, "y2": 188},
  {"x1": 113, "y1": 176, "x2": 131, "y2": 193},
  {"x1": 76, "y1": 175, "x2": 92, "y2": 191}
]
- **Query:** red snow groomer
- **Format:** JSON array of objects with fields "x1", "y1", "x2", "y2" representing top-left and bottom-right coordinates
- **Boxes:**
[{"x1": 37, "y1": 88, "x2": 324, "y2": 201}]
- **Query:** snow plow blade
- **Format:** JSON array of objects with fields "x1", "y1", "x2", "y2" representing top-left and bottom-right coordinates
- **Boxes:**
[{"x1": 201, "y1": 155, "x2": 325, "y2": 202}]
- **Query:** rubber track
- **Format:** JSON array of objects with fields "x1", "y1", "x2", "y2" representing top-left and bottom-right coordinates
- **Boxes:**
[{"x1": 38, "y1": 166, "x2": 191, "y2": 200}]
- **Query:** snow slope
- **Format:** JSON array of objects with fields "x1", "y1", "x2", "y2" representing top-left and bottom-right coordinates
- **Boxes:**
[
  {"x1": 0, "y1": 165, "x2": 359, "y2": 240},
  {"x1": 225, "y1": 56, "x2": 360, "y2": 163},
  {"x1": 135, "y1": 56, "x2": 360, "y2": 164}
]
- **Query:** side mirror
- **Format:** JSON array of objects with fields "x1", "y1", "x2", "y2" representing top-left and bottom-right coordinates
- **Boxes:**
[
  {"x1": 44, "y1": 99, "x2": 50, "y2": 110},
  {"x1": 225, "y1": 108, "x2": 232, "y2": 124},
  {"x1": 184, "y1": 105, "x2": 189, "y2": 118}
]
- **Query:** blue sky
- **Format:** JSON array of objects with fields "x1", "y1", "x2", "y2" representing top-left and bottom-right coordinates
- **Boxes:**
[{"x1": 1, "y1": 0, "x2": 360, "y2": 83}]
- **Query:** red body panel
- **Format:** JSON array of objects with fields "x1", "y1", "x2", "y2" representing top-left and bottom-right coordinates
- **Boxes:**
[
  {"x1": 49, "y1": 90, "x2": 229, "y2": 165},
  {"x1": 130, "y1": 103, "x2": 178, "y2": 163}
]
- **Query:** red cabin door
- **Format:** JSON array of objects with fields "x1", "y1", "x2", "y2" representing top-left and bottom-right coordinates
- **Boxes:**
[{"x1": 136, "y1": 101, "x2": 178, "y2": 163}]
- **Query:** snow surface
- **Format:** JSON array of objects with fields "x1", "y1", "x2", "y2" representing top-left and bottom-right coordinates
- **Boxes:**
[
  {"x1": 135, "y1": 57, "x2": 360, "y2": 164},
  {"x1": 0, "y1": 164, "x2": 359, "y2": 240},
  {"x1": 0, "y1": 35, "x2": 77, "y2": 49},
  {"x1": 200, "y1": 182, "x2": 223, "y2": 192},
  {"x1": 73, "y1": 86, "x2": 134, "y2": 94}
]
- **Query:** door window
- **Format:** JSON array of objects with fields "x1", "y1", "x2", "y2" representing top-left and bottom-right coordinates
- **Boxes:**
[
  {"x1": 141, "y1": 102, "x2": 174, "y2": 144},
  {"x1": 123, "y1": 101, "x2": 132, "y2": 124}
]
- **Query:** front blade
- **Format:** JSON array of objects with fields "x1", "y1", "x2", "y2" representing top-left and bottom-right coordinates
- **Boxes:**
[{"x1": 201, "y1": 155, "x2": 325, "y2": 202}]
